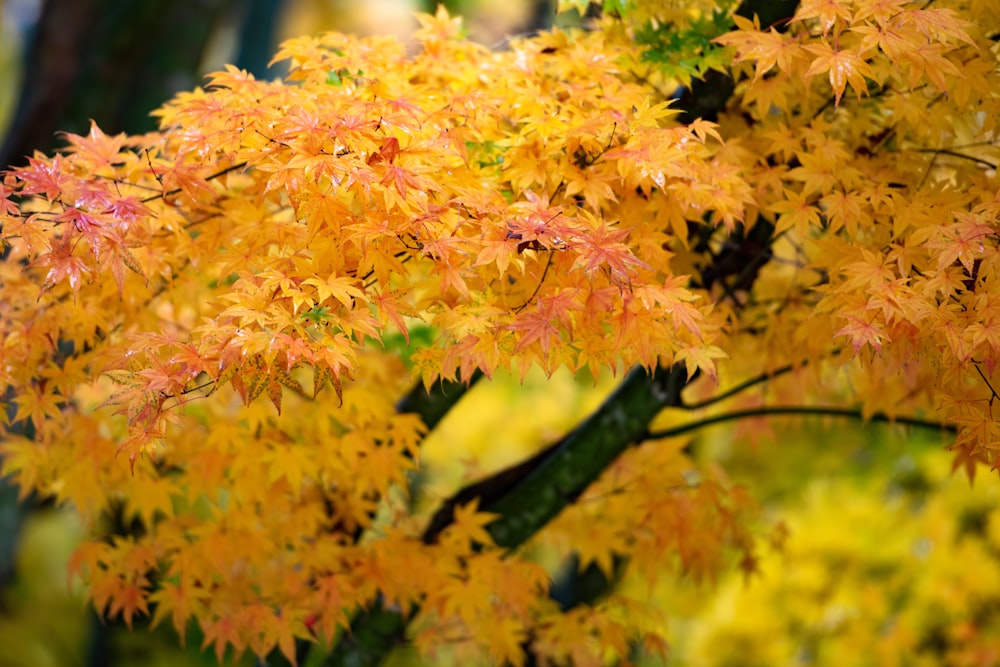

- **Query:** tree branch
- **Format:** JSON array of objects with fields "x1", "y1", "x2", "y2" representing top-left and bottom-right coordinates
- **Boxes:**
[
  {"x1": 681, "y1": 361, "x2": 803, "y2": 410},
  {"x1": 395, "y1": 371, "x2": 485, "y2": 433},
  {"x1": 322, "y1": 365, "x2": 690, "y2": 667},
  {"x1": 646, "y1": 405, "x2": 957, "y2": 441}
]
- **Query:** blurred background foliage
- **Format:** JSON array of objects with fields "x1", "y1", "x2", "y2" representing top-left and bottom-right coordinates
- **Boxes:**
[
  {"x1": 0, "y1": 1, "x2": 992, "y2": 666},
  {"x1": 0, "y1": 0, "x2": 555, "y2": 167}
]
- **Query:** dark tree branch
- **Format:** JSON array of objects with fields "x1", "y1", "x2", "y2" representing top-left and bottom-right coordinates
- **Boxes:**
[
  {"x1": 647, "y1": 405, "x2": 957, "y2": 440},
  {"x1": 682, "y1": 361, "x2": 803, "y2": 410}
]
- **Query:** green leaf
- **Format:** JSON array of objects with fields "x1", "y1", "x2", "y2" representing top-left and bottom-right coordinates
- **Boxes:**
[
  {"x1": 382, "y1": 324, "x2": 436, "y2": 368},
  {"x1": 300, "y1": 306, "x2": 332, "y2": 324},
  {"x1": 635, "y1": 3, "x2": 739, "y2": 85}
]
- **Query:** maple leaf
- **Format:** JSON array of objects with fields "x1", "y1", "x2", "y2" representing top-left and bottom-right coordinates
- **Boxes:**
[
  {"x1": 564, "y1": 166, "x2": 619, "y2": 212},
  {"x1": 158, "y1": 162, "x2": 220, "y2": 203},
  {"x1": 440, "y1": 499, "x2": 499, "y2": 552},
  {"x1": 769, "y1": 190, "x2": 821, "y2": 236},
  {"x1": 902, "y1": 8, "x2": 977, "y2": 49},
  {"x1": 124, "y1": 474, "x2": 178, "y2": 525},
  {"x1": 0, "y1": 181, "x2": 20, "y2": 217},
  {"x1": 924, "y1": 213, "x2": 995, "y2": 273},
  {"x1": 105, "y1": 575, "x2": 152, "y2": 629},
  {"x1": 510, "y1": 289, "x2": 582, "y2": 356},
  {"x1": 15, "y1": 155, "x2": 70, "y2": 199},
  {"x1": 301, "y1": 274, "x2": 365, "y2": 307},
  {"x1": 795, "y1": 0, "x2": 854, "y2": 33},
  {"x1": 149, "y1": 581, "x2": 209, "y2": 637},
  {"x1": 415, "y1": 4, "x2": 464, "y2": 41},
  {"x1": 201, "y1": 615, "x2": 248, "y2": 663},
  {"x1": 13, "y1": 384, "x2": 65, "y2": 430},
  {"x1": 820, "y1": 189, "x2": 867, "y2": 237},
  {"x1": 60, "y1": 120, "x2": 127, "y2": 171},
  {"x1": 311, "y1": 575, "x2": 351, "y2": 642},
  {"x1": 714, "y1": 16, "x2": 803, "y2": 81},
  {"x1": 835, "y1": 315, "x2": 890, "y2": 355},
  {"x1": 474, "y1": 231, "x2": 520, "y2": 276},
  {"x1": 803, "y1": 42, "x2": 875, "y2": 105},
  {"x1": 675, "y1": 344, "x2": 728, "y2": 382},
  {"x1": 485, "y1": 617, "x2": 528, "y2": 667},
  {"x1": 967, "y1": 317, "x2": 1000, "y2": 354},
  {"x1": 34, "y1": 238, "x2": 91, "y2": 292},
  {"x1": 635, "y1": 275, "x2": 704, "y2": 337},
  {"x1": 261, "y1": 609, "x2": 313, "y2": 666},
  {"x1": 785, "y1": 150, "x2": 853, "y2": 197},
  {"x1": 574, "y1": 224, "x2": 649, "y2": 285},
  {"x1": 950, "y1": 441, "x2": 989, "y2": 484}
]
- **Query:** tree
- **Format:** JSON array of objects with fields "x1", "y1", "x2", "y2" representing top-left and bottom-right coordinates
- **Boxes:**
[{"x1": 0, "y1": 0, "x2": 997, "y2": 664}]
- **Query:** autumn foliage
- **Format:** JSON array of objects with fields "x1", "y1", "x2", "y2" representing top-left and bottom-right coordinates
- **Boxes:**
[{"x1": 1, "y1": 0, "x2": 999, "y2": 663}]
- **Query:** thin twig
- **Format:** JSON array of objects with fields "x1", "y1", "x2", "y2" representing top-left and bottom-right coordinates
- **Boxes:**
[
  {"x1": 647, "y1": 405, "x2": 956, "y2": 441},
  {"x1": 681, "y1": 361, "x2": 804, "y2": 410}
]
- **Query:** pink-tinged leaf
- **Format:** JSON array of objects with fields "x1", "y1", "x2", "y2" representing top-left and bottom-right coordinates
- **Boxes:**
[{"x1": 835, "y1": 315, "x2": 890, "y2": 354}]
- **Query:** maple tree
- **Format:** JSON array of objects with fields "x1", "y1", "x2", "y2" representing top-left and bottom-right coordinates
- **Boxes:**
[{"x1": 1, "y1": 0, "x2": 999, "y2": 664}]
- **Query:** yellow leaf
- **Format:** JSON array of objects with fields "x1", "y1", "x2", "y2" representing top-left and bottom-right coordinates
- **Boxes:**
[{"x1": 803, "y1": 43, "x2": 875, "y2": 105}]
